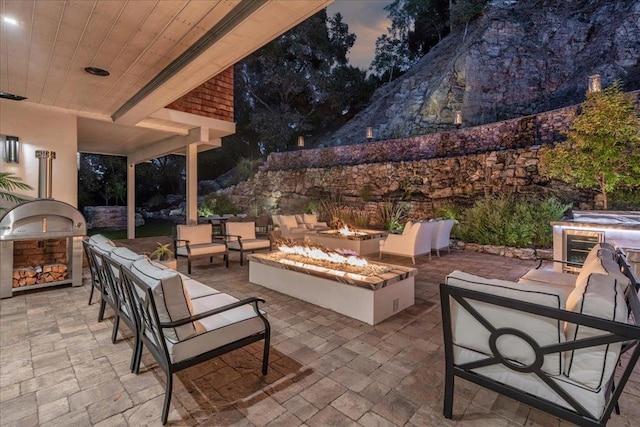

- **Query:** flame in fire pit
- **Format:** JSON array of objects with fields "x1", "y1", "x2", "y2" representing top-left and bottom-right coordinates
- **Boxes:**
[
  {"x1": 337, "y1": 225, "x2": 366, "y2": 237},
  {"x1": 278, "y1": 244, "x2": 368, "y2": 267}
]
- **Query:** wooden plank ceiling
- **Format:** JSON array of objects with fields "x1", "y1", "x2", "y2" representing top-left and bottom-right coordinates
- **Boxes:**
[{"x1": 0, "y1": 0, "x2": 332, "y2": 155}]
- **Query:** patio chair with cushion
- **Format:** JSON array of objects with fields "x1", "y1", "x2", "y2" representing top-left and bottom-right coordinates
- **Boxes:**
[
  {"x1": 432, "y1": 219, "x2": 455, "y2": 257},
  {"x1": 174, "y1": 224, "x2": 228, "y2": 274},
  {"x1": 255, "y1": 214, "x2": 271, "y2": 236},
  {"x1": 225, "y1": 221, "x2": 272, "y2": 266},
  {"x1": 296, "y1": 213, "x2": 331, "y2": 231},
  {"x1": 379, "y1": 221, "x2": 438, "y2": 264},
  {"x1": 440, "y1": 245, "x2": 640, "y2": 427},
  {"x1": 120, "y1": 258, "x2": 271, "y2": 424},
  {"x1": 99, "y1": 249, "x2": 146, "y2": 371},
  {"x1": 272, "y1": 214, "x2": 307, "y2": 239}
]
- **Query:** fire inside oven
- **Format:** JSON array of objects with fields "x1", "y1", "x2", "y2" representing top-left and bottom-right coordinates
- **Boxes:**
[{"x1": 563, "y1": 229, "x2": 604, "y2": 273}]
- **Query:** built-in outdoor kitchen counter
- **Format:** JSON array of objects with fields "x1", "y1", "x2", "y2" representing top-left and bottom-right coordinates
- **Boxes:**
[{"x1": 551, "y1": 210, "x2": 640, "y2": 273}]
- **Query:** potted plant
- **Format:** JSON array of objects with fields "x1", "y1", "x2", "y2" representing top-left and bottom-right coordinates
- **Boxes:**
[{"x1": 150, "y1": 242, "x2": 177, "y2": 269}]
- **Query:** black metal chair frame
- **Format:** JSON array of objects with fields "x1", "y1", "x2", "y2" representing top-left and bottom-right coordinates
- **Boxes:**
[
  {"x1": 225, "y1": 232, "x2": 272, "y2": 266},
  {"x1": 98, "y1": 253, "x2": 142, "y2": 372},
  {"x1": 84, "y1": 243, "x2": 117, "y2": 323},
  {"x1": 82, "y1": 239, "x2": 102, "y2": 306},
  {"x1": 120, "y1": 267, "x2": 271, "y2": 425},
  {"x1": 440, "y1": 250, "x2": 640, "y2": 427},
  {"x1": 173, "y1": 227, "x2": 229, "y2": 274}
]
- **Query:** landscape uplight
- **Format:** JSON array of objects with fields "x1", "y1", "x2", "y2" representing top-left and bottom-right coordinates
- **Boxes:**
[
  {"x1": 366, "y1": 127, "x2": 373, "y2": 141},
  {"x1": 588, "y1": 74, "x2": 601, "y2": 93},
  {"x1": 454, "y1": 111, "x2": 462, "y2": 126}
]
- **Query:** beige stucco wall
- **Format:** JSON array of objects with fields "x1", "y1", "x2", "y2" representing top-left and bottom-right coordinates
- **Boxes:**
[{"x1": 0, "y1": 100, "x2": 78, "y2": 208}]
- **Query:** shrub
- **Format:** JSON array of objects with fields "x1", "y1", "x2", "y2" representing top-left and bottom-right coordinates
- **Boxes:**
[
  {"x1": 456, "y1": 196, "x2": 570, "y2": 248},
  {"x1": 360, "y1": 185, "x2": 373, "y2": 202},
  {"x1": 200, "y1": 192, "x2": 240, "y2": 216},
  {"x1": 305, "y1": 200, "x2": 320, "y2": 214},
  {"x1": 377, "y1": 201, "x2": 407, "y2": 232}
]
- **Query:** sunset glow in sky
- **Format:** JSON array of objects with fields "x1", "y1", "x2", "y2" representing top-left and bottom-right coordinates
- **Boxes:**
[{"x1": 326, "y1": 0, "x2": 391, "y2": 70}]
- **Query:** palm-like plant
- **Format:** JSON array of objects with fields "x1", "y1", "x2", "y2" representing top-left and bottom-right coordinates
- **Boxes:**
[{"x1": 0, "y1": 172, "x2": 33, "y2": 211}]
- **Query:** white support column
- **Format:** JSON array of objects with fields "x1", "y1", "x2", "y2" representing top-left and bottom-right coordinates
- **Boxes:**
[
  {"x1": 185, "y1": 142, "x2": 198, "y2": 225},
  {"x1": 127, "y1": 162, "x2": 136, "y2": 239}
]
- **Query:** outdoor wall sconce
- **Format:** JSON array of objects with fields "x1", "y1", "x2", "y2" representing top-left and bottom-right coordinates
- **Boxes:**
[
  {"x1": 4, "y1": 135, "x2": 19, "y2": 163},
  {"x1": 454, "y1": 111, "x2": 462, "y2": 126},
  {"x1": 297, "y1": 136, "x2": 304, "y2": 147},
  {"x1": 588, "y1": 74, "x2": 601, "y2": 93},
  {"x1": 366, "y1": 127, "x2": 373, "y2": 141}
]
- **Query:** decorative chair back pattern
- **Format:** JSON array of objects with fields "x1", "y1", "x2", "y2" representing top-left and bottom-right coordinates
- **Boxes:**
[
  {"x1": 101, "y1": 254, "x2": 136, "y2": 322},
  {"x1": 121, "y1": 267, "x2": 171, "y2": 368},
  {"x1": 82, "y1": 239, "x2": 101, "y2": 289},
  {"x1": 85, "y1": 244, "x2": 116, "y2": 308}
]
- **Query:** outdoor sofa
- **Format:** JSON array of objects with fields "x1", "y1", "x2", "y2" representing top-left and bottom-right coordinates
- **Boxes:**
[
  {"x1": 272, "y1": 214, "x2": 330, "y2": 239},
  {"x1": 440, "y1": 243, "x2": 640, "y2": 426},
  {"x1": 84, "y1": 235, "x2": 271, "y2": 424}
]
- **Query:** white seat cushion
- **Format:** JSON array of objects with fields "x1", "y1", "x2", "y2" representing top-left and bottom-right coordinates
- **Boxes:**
[
  {"x1": 518, "y1": 269, "x2": 578, "y2": 288},
  {"x1": 130, "y1": 259, "x2": 195, "y2": 342},
  {"x1": 446, "y1": 271, "x2": 567, "y2": 375},
  {"x1": 227, "y1": 239, "x2": 271, "y2": 251},
  {"x1": 454, "y1": 346, "x2": 607, "y2": 418},
  {"x1": 176, "y1": 243, "x2": 226, "y2": 257},
  {"x1": 167, "y1": 293, "x2": 266, "y2": 363},
  {"x1": 564, "y1": 273, "x2": 628, "y2": 389},
  {"x1": 181, "y1": 277, "x2": 220, "y2": 299}
]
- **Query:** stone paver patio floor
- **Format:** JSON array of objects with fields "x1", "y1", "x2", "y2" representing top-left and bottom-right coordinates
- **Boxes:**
[{"x1": 1, "y1": 237, "x2": 639, "y2": 426}]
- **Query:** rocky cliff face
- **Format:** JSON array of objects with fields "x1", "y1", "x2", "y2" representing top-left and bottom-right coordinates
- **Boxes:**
[{"x1": 325, "y1": 0, "x2": 640, "y2": 146}]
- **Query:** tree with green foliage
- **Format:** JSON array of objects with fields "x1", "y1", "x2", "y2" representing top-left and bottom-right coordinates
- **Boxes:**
[
  {"x1": 226, "y1": 10, "x2": 376, "y2": 155},
  {"x1": 450, "y1": 0, "x2": 488, "y2": 39},
  {"x1": 0, "y1": 172, "x2": 33, "y2": 211},
  {"x1": 539, "y1": 81, "x2": 640, "y2": 209},
  {"x1": 372, "y1": 0, "x2": 450, "y2": 82},
  {"x1": 371, "y1": 1, "x2": 487, "y2": 82}
]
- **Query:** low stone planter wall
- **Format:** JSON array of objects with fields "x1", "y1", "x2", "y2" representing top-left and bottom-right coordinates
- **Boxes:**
[
  {"x1": 452, "y1": 240, "x2": 552, "y2": 260},
  {"x1": 84, "y1": 206, "x2": 144, "y2": 230}
]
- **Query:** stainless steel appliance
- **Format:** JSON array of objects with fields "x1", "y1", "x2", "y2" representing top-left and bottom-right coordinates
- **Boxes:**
[{"x1": 0, "y1": 151, "x2": 86, "y2": 298}]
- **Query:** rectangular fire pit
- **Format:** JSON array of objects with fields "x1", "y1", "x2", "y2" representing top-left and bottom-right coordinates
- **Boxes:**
[
  {"x1": 305, "y1": 229, "x2": 386, "y2": 255},
  {"x1": 248, "y1": 252, "x2": 416, "y2": 325}
]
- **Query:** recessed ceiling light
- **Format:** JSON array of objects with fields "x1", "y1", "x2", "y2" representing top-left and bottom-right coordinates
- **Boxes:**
[
  {"x1": 2, "y1": 16, "x2": 19, "y2": 26},
  {"x1": 0, "y1": 92, "x2": 27, "y2": 101},
  {"x1": 2, "y1": 16, "x2": 20, "y2": 26},
  {"x1": 84, "y1": 66, "x2": 110, "y2": 77}
]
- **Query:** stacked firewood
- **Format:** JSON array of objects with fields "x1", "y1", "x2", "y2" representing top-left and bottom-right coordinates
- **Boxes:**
[{"x1": 12, "y1": 264, "x2": 68, "y2": 287}]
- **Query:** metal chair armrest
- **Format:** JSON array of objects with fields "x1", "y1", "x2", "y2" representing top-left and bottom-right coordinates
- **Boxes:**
[{"x1": 160, "y1": 297, "x2": 266, "y2": 328}]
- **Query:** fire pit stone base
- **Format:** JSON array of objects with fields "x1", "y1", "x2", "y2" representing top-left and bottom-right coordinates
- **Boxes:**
[{"x1": 248, "y1": 253, "x2": 416, "y2": 325}]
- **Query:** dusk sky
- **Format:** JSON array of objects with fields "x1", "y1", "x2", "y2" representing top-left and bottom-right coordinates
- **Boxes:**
[{"x1": 326, "y1": 0, "x2": 391, "y2": 70}]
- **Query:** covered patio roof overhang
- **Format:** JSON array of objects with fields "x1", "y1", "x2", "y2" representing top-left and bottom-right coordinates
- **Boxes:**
[{"x1": 0, "y1": 0, "x2": 333, "y2": 237}]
